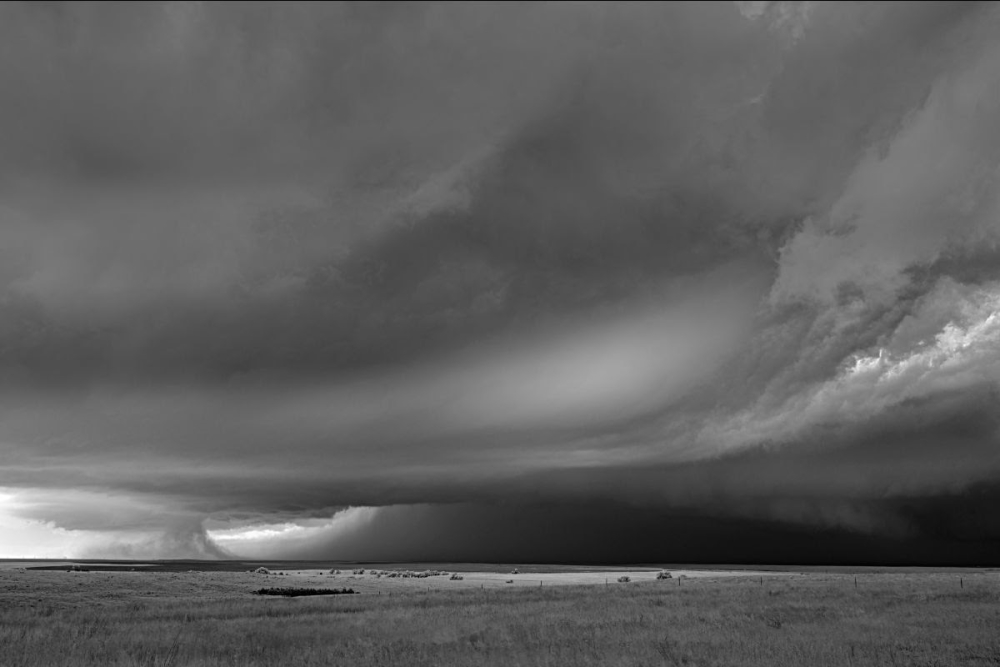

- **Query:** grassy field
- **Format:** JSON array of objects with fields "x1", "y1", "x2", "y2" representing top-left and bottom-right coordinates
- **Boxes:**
[{"x1": 2, "y1": 567, "x2": 999, "y2": 666}]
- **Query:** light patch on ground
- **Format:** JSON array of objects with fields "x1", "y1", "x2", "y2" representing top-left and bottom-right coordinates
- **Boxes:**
[{"x1": 245, "y1": 568, "x2": 790, "y2": 592}]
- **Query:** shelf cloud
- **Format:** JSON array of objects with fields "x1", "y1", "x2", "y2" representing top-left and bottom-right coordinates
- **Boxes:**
[{"x1": 1, "y1": 1, "x2": 999, "y2": 564}]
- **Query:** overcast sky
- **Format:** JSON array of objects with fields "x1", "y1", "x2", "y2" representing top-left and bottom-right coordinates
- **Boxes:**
[{"x1": 2, "y1": 1, "x2": 1000, "y2": 564}]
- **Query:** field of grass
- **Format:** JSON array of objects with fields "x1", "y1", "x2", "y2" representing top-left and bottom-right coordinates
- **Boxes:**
[{"x1": 2, "y1": 567, "x2": 1000, "y2": 666}]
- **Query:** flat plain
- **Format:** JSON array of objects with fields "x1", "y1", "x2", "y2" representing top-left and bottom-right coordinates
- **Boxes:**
[{"x1": 2, "y1": 562, "x2": 999, "y2": 666}]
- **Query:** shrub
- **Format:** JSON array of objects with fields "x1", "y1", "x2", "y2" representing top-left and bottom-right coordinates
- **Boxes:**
[
  {"x1": 254, "y1": 587, "x2": 357, "y2": 597},
  {"x1": 656, "y1": 571, "x2": 673, "y2": 580},
  {"x1": 618, "y1": 576, "x2": 631, "y2": 583},
  {"x1": 450, "y1": 573, "x2": 464, "y2": 581}
]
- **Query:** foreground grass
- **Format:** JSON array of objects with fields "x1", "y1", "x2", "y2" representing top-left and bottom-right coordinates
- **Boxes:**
[{"x1": 2, "y1": 572, "x2": 1000, "y2": 666}]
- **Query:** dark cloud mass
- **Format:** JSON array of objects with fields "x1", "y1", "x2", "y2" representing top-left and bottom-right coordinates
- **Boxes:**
[{"x1": 2, "y1": 1, "x2": 1000, "y2": 563}]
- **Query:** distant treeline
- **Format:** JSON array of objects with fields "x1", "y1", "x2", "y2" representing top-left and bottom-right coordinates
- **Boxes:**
[{"x1": 254, "y1": 587, "x2": 358, "y2": 597}]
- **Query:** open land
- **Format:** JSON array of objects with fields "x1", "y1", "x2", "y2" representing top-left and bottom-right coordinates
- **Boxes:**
[{"x1": 2, "y1": 561, "x2": 1000, "y2": 666}]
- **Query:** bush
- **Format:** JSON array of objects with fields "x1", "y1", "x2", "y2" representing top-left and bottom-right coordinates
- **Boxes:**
[
  {"x1": 450, "y1": 573, "x2": 464, "y2": 581},
  {"x1": 254, "y1": 587, "x2": 358, "y2": 597},
  {"x1": 618, "y1": 576, "x2": 631, "y2": 583},
  {"x1": 378, "y1": 569, "x2": 448, "y2": 579},
  {"x1": 656, "y1": 571, "x2": 673, "y2": 580}
]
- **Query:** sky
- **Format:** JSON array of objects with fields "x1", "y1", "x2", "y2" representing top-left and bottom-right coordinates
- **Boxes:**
[{"x1": 2, "y1": 1, "x2": 1000, "y2": 564}]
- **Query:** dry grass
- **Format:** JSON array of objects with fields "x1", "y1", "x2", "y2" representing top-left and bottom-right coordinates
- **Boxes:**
[{"x1": 2, "y1": 568, "x2": 999, "y2": 666}]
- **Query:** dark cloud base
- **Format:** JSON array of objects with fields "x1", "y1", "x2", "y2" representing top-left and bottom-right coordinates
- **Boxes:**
[{"x1": 276, "y1": 497, "x2": 1000, "y2": 567}]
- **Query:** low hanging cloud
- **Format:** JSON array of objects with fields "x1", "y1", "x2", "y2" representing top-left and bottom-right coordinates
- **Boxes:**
[{"x1": 2, "y1": 1, "x2": 1000, "y2": 563}]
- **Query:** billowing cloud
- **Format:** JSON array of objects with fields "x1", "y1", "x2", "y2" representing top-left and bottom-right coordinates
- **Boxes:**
[{"x1": 1, "y1": 1, "x2": 999, "y2": 564}]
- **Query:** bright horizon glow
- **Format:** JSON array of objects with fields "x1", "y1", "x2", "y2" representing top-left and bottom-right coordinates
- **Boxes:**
[{"x1": 0, "y1": 490, "x2": 81, "y2": 559}]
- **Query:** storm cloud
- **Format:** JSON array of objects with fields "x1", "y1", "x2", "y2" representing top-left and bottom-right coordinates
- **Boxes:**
[{"x1": 2, "y1": 1, "x2": 1000, "y2": 564}]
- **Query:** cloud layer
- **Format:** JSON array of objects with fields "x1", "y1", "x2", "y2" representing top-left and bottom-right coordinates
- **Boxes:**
[{"x1": 2, "y1": 1, "x2": 1000, "y2": 563}]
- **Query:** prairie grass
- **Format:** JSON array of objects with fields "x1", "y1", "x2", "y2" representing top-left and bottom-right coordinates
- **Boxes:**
[{"x1": 2, "y1": 570, "x2": 999, "y2": 666}]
